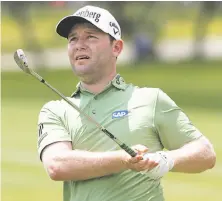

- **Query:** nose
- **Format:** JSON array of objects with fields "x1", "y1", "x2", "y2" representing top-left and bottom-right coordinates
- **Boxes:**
[{"x1": 75, "y1": 38, "x2": 87, "y2": 51}]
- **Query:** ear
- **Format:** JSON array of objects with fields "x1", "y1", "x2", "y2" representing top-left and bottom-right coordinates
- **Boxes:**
[{"x1": 112, "y1": 40, "x2": 124, "y2": 58}]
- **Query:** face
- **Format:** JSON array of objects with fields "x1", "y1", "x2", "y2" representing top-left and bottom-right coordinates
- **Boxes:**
[{"x1": 67, "y1": 22, "x2": 122, "y2": 84}]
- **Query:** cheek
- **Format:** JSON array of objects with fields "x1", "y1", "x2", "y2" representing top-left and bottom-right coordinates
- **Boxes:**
[
  {"x1": 67, "y1": 44, "x2": 71, "y2": 56},
  {"x1": 67, "y1": 44, "x2": 75, "y2": 59},
  {"x1": 94, "y1": 45, "x2": 112, "y2": 59},
  {"x1": 103, "y1": 48, "x2": 113, "y2": 61}
]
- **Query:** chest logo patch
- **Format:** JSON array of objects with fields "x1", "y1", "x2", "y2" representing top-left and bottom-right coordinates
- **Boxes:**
[{"x1": 112, "y1": 110, "x2": 128, "y2": 119}]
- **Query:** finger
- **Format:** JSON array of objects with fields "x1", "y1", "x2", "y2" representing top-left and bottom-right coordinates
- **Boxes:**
[
  {"x1": 133, "y1": 145, "x2": 149, "y2": 154},
  {"x1": 129, "y1": 154, "x2": 143, "y2": 163},
  {"x1": 132, "y1": 158, "x2": 159, "y2": 172}
]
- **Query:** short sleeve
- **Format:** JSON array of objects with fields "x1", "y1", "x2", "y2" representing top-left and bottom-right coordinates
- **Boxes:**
[
  {"x1": 154, "y1": 89, "x2": 202, "y2": 150},
  {"x1": 37, "y1": 100, "x2": 71, "y2": 160}
]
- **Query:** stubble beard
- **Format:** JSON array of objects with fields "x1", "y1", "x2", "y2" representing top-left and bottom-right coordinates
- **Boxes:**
[{"x1": 72, "y1": 63, "x2": 104, "y2": 85}]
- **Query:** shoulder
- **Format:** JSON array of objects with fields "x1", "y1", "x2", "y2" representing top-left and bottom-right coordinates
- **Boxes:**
[
  {"x1": 130, "y1": 86, "x2": 176, "y2": 106},
  {"x1": 40, "y1": 96, "x2": 79, "y2": 111},
  {"x1": 39, "y1": 96, "x2": 80, "y2": 117},
  {"x1": 40, "y1": 100, "x2": 63, "y2": 113},
  {"x1": 133, "y1": 87, "x2": 174, "y2": 101},
  {"x1": 38, "y1": 100, "x2": 64, "y2": 122},
  {"x1": 132, "y1": 86, "x2": 160, "y2": 99},
  {"x1": 38, "y1": 98, "x2": 70, "y2": 118},
  {"x1": 150, "y1": 89, "x2": 179, "y2": 111},
  {"x1": 126, "y1": 85, "x2": 160, "y2": 107}
]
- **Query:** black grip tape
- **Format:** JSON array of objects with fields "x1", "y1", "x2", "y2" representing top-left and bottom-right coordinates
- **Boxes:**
[
  {"x1": 120, "y1": 143, "x2": 137, "y2": 157},
  {"x1": 101, "y1": 128, "x2": 137, "y2": 157}
]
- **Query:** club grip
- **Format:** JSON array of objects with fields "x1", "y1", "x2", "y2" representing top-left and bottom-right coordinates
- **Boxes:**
[
  {"x1": 120, "y1": 143, "x2": 137, "y2": 157},
  {"x1": 101, "y1": 128, "x2": 137, "y2": 157}
]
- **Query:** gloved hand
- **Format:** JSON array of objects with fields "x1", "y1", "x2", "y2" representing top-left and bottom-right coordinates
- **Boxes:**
[{"x1": 141, "y1": 151, "x2": 175, "y2": 179}]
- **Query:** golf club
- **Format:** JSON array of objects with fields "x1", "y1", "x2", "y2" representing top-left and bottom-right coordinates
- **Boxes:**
[{"x1": 14, "y1": 49, "x2": 137, "y2": 157}]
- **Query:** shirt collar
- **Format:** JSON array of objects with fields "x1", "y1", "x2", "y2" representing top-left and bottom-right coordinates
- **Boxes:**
[{"x1": 71, "y1": 74, "x2": 127, "y2": 97}]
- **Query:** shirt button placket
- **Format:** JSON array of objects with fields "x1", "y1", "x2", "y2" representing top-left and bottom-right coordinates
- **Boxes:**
[
  {"x1": 92, "y1": 109, "x2": 96, "y2": 114},
  {"x1": 92, "y1": 96, "x2": 97, "y2": 115}
]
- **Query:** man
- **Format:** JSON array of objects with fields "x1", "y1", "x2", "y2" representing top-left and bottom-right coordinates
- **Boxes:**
[{"x1": 37, "y1": 5, "x2": 216, "y2": 201}]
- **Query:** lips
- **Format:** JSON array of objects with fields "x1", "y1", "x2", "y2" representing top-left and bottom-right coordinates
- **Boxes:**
[{"x1": 75, "y1": 55, "x2": 90, "y2": 60}]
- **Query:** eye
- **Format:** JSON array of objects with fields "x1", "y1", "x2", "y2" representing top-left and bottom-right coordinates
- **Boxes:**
[
  {"x1": 69, "y1": 37, "x2": 77, "y2": 43},
  {"x1": 88, "y1": 35, "x2": 96, "y2": 39}
]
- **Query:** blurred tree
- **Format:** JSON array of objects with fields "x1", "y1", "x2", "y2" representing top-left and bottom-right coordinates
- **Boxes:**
[
  {"x1": 193, "y1": 1, "x2": 221, "y2": 59},
  {"x1": 4, "y1": 1, "x2": 46, "y2": 69}
]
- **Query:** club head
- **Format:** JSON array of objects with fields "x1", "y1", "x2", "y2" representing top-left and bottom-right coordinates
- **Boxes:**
[{"x1": 14, "y1": 49, "x2": 31, "y2": 74}]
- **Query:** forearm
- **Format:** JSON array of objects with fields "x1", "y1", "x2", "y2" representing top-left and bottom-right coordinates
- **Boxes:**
[
  {"x1": 168, "y1": 137, "x2": 216, "y2": 173},
  {"x1": 46, "y1": 149, "x2": 127, "y2": 181}
]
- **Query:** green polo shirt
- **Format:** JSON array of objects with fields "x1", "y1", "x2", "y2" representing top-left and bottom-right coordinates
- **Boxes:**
[{"x1": 37, "y1": 74, "x2": 202, "y2": 201}]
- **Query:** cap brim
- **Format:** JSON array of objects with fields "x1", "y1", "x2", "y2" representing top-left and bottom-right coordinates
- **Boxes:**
[{"x1": 56, "y1": 16, "x2": 90, "y2": 38}]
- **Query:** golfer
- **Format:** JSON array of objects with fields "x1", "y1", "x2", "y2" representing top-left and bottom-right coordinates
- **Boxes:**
[{"x1": 37, "y1": 5, "x2": 216, "y2": 201}]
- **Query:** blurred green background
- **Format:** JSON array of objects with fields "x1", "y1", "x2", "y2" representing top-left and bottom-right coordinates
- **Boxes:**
[{"x1": 1, "y1": 1, "x2": 222, "y2": 201}]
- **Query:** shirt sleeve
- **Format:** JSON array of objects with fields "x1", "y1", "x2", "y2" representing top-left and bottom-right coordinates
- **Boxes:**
[
  {"x1": 37, "y1": 100, "x2": 72, "y2": 160},
  {"x1": 154, "y1": 89, "x2": 202, "y2": 150}
]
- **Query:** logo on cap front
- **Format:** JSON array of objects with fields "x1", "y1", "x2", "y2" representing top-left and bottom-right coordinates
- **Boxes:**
[{"x1": 75, "y1": 9, "x2": 101, "y2": 23}]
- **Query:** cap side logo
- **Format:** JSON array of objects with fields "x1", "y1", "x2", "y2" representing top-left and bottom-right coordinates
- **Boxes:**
[
  {"x1": 38, "y1": 123, "x2": 44, "y2": 137},
  {"x1": 109, "y1": 22, "x2": 120, "y2": 35}
]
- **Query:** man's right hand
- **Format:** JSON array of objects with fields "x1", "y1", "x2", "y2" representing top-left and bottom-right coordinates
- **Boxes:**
[{"x1": 121, "y1": 144, "x2": 159, "y2": 172}]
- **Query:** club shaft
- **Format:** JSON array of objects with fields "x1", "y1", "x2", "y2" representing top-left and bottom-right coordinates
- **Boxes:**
[{"x1": 30, "y1": 69, "x2": 137, "y2": 157}]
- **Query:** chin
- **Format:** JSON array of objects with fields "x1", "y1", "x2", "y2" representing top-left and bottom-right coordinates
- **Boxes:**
[{"x1": 72, "y1": 65, "x2": 94, "y2": 76}]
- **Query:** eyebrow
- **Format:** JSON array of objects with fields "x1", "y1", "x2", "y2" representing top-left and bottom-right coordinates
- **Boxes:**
[
  {"x1": 68, "y1": 33, "x2": 76, "y2": 39},
  {"x1": 68, "y1": 29, "x2": 101, "y2": 39}
]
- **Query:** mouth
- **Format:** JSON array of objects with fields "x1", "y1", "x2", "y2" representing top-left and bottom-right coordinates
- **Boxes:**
[{"x1": 75, "y1": 55, "x2": 90, "y2": 61}]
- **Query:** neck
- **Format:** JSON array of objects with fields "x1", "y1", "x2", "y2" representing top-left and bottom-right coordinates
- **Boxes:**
[{"x1": 81, "y1": 71, "x2": 117, "y2": 94}]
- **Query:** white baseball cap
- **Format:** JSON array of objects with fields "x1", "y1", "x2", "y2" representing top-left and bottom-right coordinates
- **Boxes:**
[{"x1": 56, "y1": 5, "x2": 121, "y2": 40}]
